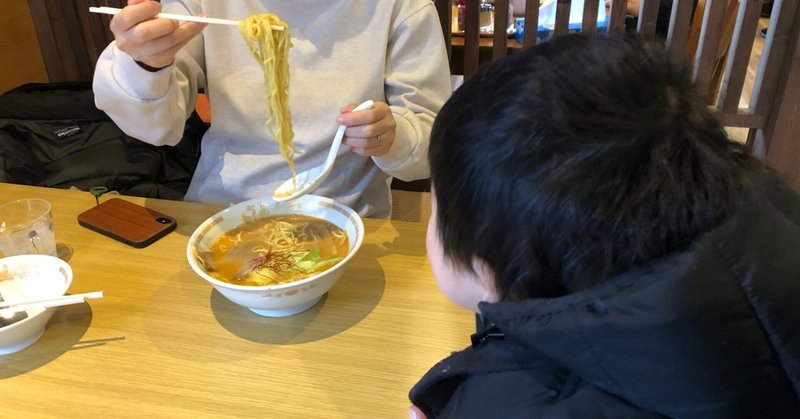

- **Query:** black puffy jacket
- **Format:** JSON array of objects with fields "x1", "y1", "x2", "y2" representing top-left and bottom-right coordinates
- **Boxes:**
[
  {"x1": 0, "y1": 82, "x2": 206, "y2": 200},
  {"x1": 411, "y1": 173, "x2": 800, "y2": 418}
]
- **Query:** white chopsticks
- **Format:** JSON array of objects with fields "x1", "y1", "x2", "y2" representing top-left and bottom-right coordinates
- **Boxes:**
[
  {"x1": 0, "y1": 291, "x2": 103, "y2": 313},
  {"x1": 88, "y1": 7, "x2": 285, "y2": 31}
]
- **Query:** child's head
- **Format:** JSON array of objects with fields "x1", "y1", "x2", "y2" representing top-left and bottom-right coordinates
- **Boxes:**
[{"x1": 427, "y1": 34, "x2": 756, "y2": 310}]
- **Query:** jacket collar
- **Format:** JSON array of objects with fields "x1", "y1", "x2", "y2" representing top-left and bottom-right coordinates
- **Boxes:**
[{"x1": 475, "y1": 178, "x2": 800, "y2": 412}]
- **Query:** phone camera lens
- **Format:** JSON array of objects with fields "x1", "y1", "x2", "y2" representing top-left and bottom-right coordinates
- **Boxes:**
[{"x1": 156, "y1": 217, "x2": 171, "y2": 224}]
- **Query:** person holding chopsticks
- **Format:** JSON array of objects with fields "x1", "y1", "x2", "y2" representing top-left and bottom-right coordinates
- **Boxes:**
[{"x1": 93, "y1": 0, "x2": 451, "y2": 218}]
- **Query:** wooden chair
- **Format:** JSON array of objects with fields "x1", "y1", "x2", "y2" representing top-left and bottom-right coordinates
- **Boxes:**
[
  {"x1": 655, "y1": 0, "x2": 797, "y2": 161},
  {"x1": 681, "y1": 0, "x2": 740, "y2": 105}
]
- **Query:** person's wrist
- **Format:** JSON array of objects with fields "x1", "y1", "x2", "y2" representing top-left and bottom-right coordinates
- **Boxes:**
[{"x1": 135, "y1": 60, "x2": 171, "y2": 72}]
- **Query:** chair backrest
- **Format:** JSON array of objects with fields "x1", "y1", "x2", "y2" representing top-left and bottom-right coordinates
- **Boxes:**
[
  {"x1": 433, "y1": 0, "x2": 800, "y2": 191},
  {"x1": 672, "y1": 0, "x2": 739, "y2": 109}
]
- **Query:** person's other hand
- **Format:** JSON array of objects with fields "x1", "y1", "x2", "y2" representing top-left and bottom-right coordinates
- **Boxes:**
[
  {"x1": 408, "y1": 405, "x2": 427, "y2": 419},
  {"x1": 605, "y1": 0, "x2": 640, "y2": 16},
  {"x1": 110, "y1": 0, "x2": 207, "y2": 69},
  {"x1": 337, "y1": 101, "x2": 396, "y2": 157},
  {"x1": 625, "y1": 0, "x2": 641, "y2": 16}
]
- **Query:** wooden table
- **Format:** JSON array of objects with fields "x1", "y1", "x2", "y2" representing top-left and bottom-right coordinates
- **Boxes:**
[{"x1": 0, "y1": 183, "x2": 474, "y2": 418}]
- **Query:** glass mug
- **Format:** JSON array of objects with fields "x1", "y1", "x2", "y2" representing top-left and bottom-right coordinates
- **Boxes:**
[{"x1": 0, "y1": 199, "x2": 57, "y2": 258}]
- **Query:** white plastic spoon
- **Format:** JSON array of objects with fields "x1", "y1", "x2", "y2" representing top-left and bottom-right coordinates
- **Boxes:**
[{"x1": 273, "y1": 99, "x2": 375, "y2": 202}]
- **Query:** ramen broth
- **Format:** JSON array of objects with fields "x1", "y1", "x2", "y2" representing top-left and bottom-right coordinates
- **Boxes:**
[{"x1": 201, "y1": 214, "x2": 349, "y2": 286}]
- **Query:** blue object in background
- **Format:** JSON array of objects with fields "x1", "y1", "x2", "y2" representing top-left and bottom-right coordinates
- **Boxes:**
[{"x1": 514, "y1": 0, "x2": 609, "y2": 44}]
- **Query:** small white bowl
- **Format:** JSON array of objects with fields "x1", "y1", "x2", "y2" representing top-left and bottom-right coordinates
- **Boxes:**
[
  {"x1": 0, "y1": 255, "x2": 72, "y2": 355},
  {"x1": 187, "y1": 195, "x2": 364, "y2": 317}
]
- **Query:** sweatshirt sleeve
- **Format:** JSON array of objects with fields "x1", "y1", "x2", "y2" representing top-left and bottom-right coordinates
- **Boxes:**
[
  {"x1": 372, "y1": 3, "x2": 452, "y2": 182},
  {"x1": 91, "y1": 2, "x2": 207, "y2": 147}
]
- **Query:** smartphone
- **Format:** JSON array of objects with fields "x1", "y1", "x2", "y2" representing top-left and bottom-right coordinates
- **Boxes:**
[{"x1": 77, "y1": 198, "x2": 177, "y2": 248}]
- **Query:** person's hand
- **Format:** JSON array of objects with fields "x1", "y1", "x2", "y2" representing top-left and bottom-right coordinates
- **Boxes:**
[
  {"x1": 605, "y1": 0, "x2": 640, "y2": 16},
  {"x1": 408, "y1": 405, "x2": 427, "y2": 419},
  {"x1": 337, "y1": 101, "x2": 396, "y2": 157},
  {"x1": 625, "y1": 0, "x2": 641, "y2": 16},
  {"x1": 109, "y1": 0, "x2": 207, "y2": 69}
]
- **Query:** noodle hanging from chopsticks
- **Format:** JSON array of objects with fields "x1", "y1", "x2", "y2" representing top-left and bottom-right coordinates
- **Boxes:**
[{"x1": 239, "y1": 14, "x2": 296, "y2": 182}]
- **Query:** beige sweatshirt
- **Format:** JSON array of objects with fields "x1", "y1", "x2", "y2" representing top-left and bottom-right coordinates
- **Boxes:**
[{"x1": 92, "y1": 0, "x2": 451, "y2": 218}]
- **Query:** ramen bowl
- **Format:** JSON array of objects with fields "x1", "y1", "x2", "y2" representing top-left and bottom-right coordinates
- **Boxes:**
[
  {"x1": 187, "y1": 195, "x2": 364, "y2": 317},
  {"x1": 0, "y1": 255, "x2": 73, "y2": 355}
]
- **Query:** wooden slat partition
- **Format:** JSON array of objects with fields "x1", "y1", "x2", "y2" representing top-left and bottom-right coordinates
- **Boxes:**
[
  {"x1": 637, "y1": 0, "x2": 661, "y2": 35},
  {"x1": 764, "y1": 6, "x2": 800, "y2": 191},
  {"x1": 692, "y1": 0, "x2": 727, "y2": 102},
  {"x1": 77, "y1": 3, "x2": 106, "y2": 68},
  {"x1": 751, "y1": 0, "x2": 797, "y2": 119},
  {"x1": 493, "y1": 0, "x2": 511, "y2": 60},
  {"x1": 27, "y1": 0, "x2": 63, "y2": 81},
  {"x1": 63, "y1": 0, "x2": 92, "y2": 80},
  {"x1": 582, "y1": 0, "x2": 600, "y2": 34},
  {"x1": 523, "y1": 0, "x2": 541, "y2": 47},
  {"x1": 27, "y1": 0, "x2": 119, "y2": 83},
  {"x1": 666, "y1": 0, "x2": 697, "y2": 63},
  {"x1": 463, "y1": 0, "x2": 481, "y2": 77},
  {"x1": 434, "y1": 0, "x2": 453, "y2": 62},
  {"x1": 608, "y1": 0, "x2": 629, "y2": 33},
  {"x1": 554, "y1": 0, "x2": 573, "y2": 38},
  {"x1": 717, "y1": 0, "x2": 764, "y2": 113},
  {"x1": 750, "y1": 0, "x2": 800, "y2": 155}
]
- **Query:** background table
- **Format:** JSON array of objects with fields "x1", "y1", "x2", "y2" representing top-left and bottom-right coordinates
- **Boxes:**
[{"x1": 0, "y1": 183, "x2": 474, "y2": 418}]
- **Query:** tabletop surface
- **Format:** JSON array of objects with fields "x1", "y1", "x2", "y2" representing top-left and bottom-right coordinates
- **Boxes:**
[{"x1": 0, "y1": 183, "x2": 474, "y2": 418}]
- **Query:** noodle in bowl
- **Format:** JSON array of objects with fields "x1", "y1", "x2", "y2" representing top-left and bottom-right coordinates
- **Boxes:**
[{"x1": 187, "y1": 195, "x2": 364, "y2": 317}]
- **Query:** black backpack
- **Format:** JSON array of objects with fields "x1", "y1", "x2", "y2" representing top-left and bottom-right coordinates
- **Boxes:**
[{"x1": 0, "y1": 82, "x2": 207, "y2": 200}]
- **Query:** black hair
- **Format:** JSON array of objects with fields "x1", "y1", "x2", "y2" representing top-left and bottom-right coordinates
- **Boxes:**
[{"x1": 429, "y1": 34, "x2": 757, "y2": 300}]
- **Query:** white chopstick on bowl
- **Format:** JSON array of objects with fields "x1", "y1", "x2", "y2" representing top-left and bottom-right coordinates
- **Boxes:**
[
  {"x1": 88, "y1": 7, "x2": 285, "y2": 31},
  {"x1": 0, "y1": 291, "x2": 103, "y2": 313}
]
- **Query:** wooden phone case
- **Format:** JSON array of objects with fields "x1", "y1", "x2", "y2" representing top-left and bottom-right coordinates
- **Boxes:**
[{"x1": 77, "y1": 198, "x2": 177, "y2": 248}]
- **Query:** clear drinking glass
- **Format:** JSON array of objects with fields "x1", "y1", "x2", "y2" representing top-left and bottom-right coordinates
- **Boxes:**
[{"x1": 0, "y1": 199, "x2": 57, "y2": 258}]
